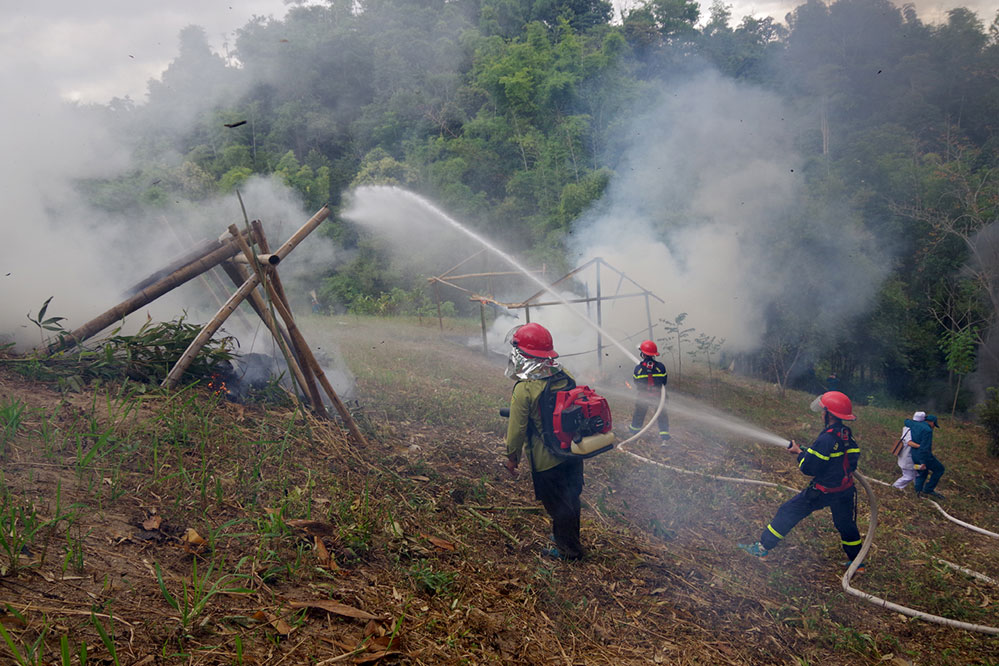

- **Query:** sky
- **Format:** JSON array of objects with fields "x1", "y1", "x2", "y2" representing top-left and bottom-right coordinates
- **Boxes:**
[{"x1": 2, "y1": 0, "x2": 993, "y2": 105}]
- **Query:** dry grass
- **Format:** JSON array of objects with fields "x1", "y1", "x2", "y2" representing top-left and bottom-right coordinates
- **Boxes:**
[{"x1": 0, "y1": 316, "x2": 996, "y2": 665}]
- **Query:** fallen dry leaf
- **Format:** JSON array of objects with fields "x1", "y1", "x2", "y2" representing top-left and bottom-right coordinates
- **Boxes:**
[
  {"x1": 252, "y1": 610, "x2": 293, "y2": 635},
  {"x1": 142, "y1": 515, "x2": 162, "y2": 530},
  {"x1": 287, "y1": 519, "x2": 336, "y2": 536},
  {"x1": 420, "y1": 533, "x2": 456, "y2": 551},
  {"x1": 182, "y1": 528, "x2": 206, "y2": 545},
  {"x1": 287, "y1": 600, "x2": 385, "y2": 621}
]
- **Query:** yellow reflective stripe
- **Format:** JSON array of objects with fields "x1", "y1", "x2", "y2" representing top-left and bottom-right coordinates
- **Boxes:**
[
  {"x1": 798, "y1": 458, "x2": 805, "y2": 468},
  {"x1": 829, "y1": 451, "x2": 845, "y2": 458},
  {"x1": 806, "y1": 448, "x2": 830, "y2": 461},
  {"x1": 846, "y1": 447, "x2": 860, "y2": 454},
  {"x1": 766, "y1": 524, "x2": 784, "y2": 539},
  {"x1": 841, "y1": 538, "x2": 862, "y2": 546},
  {"x1": 650, "y1": 373, "x2": 667, "y2": 377}
]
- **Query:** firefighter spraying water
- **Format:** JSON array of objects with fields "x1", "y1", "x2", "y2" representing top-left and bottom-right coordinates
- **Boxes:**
[
  {"x1": 738, "y1": 391, "x2": 865, "y2": 571},
  {"x1": 629, "y1": 340, "x2": 671, "y2": 443}
]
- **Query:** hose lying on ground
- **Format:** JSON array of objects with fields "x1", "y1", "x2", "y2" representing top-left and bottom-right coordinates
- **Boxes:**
[
  {"x1": 842, "y1": 473, "x2": 999, "y2": 635},
  {"x1": 863, "y1": 476, "x2": 999, "y2": 540}
]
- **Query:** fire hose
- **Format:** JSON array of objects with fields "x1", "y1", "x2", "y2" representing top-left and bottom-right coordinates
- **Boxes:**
[{"x1": 615, "y1": 388, "x2": 999, "y2": 636}]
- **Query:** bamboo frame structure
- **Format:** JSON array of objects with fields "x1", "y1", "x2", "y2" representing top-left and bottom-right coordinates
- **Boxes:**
[
  {"x1": 46, "y1": 203, "x2": 368, "y2": 447},
  {"x1": 427, "y1": 251, "x2": 546, "y2": 354},
  {"x1": 162, "y1": 206, "x2": 330, "y2": 389},
  {"x1": 482, "y1": 257, "x2": 665, "y2": 369}
]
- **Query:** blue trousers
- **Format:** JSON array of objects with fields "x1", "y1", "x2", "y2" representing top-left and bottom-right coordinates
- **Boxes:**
[
  {"x1": 630, "y1": 394, "x2": 670, "y2": 437},
  {"x1": 760, "y1": 486, "x2": 862, "y2": 560},
  {"x1": 913, "y1": 454, "x2": 945, "y2": 493}
]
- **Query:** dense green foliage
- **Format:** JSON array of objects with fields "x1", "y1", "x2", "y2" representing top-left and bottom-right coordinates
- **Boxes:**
[{"x1": 89, "y1": 0, "x2": 999, "y2": 409}]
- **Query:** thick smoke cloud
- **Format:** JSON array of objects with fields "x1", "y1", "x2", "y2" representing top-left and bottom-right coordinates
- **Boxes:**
[
  {"x1": 0, "y1": 50, "x2": 333, "y2": 353},
  {"x1": 567, "y1": 70, "x2": 889, "y2": 361}
]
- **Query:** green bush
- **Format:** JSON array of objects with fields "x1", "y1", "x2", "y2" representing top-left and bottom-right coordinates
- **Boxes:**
[{"x1": 977, "y1": 387, "x2": 999, "y2": 458}]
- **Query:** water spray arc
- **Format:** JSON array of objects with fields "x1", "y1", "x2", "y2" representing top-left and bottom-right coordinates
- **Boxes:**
[{"x1": 346, "y1": 186, "x2": 999, "y2": 636}]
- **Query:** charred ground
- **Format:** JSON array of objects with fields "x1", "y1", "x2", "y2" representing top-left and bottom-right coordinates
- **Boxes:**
[{"x1": 1, "y1": 317, "x2": 997, "y2": 665}]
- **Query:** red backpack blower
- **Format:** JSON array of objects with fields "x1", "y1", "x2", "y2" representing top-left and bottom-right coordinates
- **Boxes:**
[{"x1": 502, "y1": 372, "x2": 615, "y2": 459}]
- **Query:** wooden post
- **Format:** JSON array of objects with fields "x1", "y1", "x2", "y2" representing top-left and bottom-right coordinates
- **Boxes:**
[
  {"x1": 645, "y1": 293, "x2": 654, "y2": 341},
  {"x1": 596, "y1": 259, "x2": 603, "y2": 370},
  {"x1": 524, "y1": 304, "x2": 530, "y2": 323},
  {"x1": 480, "y1": 301, "x2": 488, "y2": 355},
  {"x1": 162, "y1": 206, "x2": 329, "y2": 389},
  {"x1": 50, "y1": 236, "x2": 248, "y2": 353},
  {"x1": 433, "y1": 281, "x2": 443, "y2": 332}
]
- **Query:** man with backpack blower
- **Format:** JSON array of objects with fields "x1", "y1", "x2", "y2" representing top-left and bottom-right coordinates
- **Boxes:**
[{"x1": 503, "y1": 323, "x2": 607, "y2": 561}]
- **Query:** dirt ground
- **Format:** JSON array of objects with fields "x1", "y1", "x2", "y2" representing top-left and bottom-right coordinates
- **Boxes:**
[{"x1": 1, "y1": 318, "x2": 998, "y2": 665}]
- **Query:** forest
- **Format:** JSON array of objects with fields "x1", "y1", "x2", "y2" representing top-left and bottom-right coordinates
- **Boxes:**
[{"x1": 80, "y1": 0, "x2": 999, "y2": 413}]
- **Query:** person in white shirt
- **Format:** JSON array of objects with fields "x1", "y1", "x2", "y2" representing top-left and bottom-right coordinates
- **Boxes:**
[{"x1": 892, "y1": 411, "x2": 924, "y2": 490}]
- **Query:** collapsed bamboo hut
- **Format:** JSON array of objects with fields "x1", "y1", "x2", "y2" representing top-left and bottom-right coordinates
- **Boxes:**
[{"x1": 47, "y1": 205, "x2": 368, "y2": 448}]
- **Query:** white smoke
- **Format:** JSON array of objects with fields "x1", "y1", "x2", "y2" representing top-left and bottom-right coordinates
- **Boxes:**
[{"x1": 568, "y1": 70, "x2": 889, "y2": 360}]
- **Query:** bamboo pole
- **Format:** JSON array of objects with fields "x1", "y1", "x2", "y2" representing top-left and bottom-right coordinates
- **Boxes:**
[
  {"x1": 125, "y1": 237, "x2": 222, "y2": 296},
  {"x1": 50, "y1": 235, "x2": 249, "y2": 354},
  {"x1": 234, "y1": 223, "x2": 324, "y2": 415},
  {"x1": 250, "y1": 222, "x2": 369, "y2": 446},
  {"x1": 159, "y1": 215, "x2": 255, "y2": 334},
  {"x1": 161, "y1": 206, "x2": 329, "y2": 389},
  {"x1": 479, "y1": 301, "x2": 488, "y2": 355},
  {"x1": 218, "y1": 259, "x2": 313, "y2": 408}
]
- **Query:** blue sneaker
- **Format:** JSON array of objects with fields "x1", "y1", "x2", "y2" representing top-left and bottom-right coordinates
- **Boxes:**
[
  {"x1": 737, "y1": 542, "x2": 769, "y2": 558},
  {"x1": 541, "y1": 547, "x2": 565, "y2": 560},
  {"x1": 844, "y1": 560, "x2": 866, "y2": 574}
]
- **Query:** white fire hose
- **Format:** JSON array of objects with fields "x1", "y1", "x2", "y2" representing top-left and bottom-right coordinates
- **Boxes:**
[{"x1": 613, "y1": 388, "x2": 999, "y2": 635}]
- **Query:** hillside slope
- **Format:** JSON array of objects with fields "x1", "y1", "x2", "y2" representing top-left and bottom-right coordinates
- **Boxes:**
[{"x1": 0, "y1": 316, "x2": 997, "y2": 665}]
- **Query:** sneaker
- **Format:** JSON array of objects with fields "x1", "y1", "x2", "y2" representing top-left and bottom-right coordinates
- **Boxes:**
[
  {"x1": 923, "y1": 491, "x2": 945, "y2": 500},
  {"x1": 541, "y1": 546, "x2": 565, "y2": 560},
  {"x1": 844, "y1": 560, "x2": 866, "y2": 574},
  {"x1": 737, "y1": 542, "x2": 769, "y2": 558},
  {"x1": 660, "y1": 433, "x2": 671, "y2": 441}
]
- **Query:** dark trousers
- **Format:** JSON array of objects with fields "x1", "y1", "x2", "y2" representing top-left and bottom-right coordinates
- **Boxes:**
[
  {"x1": 532, "y1": 459, "x2": 584, "y2": 559},
  {"x1": 760, "y1": 486, "x2": 862, "y2": 561},
  {"x1": 914, "y1": 454, "x2": 945, "y2": 493},
  {"x1": 630, "y1": 393, "x2": 669, "y2": 436}
]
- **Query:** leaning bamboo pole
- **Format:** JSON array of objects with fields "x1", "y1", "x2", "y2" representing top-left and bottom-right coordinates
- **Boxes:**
[
  {"x1": 228, "y1": 224, "x2": 325, "y2": 414},
  {"x1": 161, "y1": 206, "x2": 329, "y2": 390},
  {"x1": 250, "y1": 221, "x2": 369, "y2": 446},
  {"x1": 49, "y1": 232, "x2": 252, "y2": 354}
]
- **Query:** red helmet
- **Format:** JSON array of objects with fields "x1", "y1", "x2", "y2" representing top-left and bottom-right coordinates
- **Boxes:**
[
  {"x1": 639, "y1": 340, "x2": 659, "y2": 356},
  {"x1": 815, "y1": 391, "x2": 856, "y2": 421},
  {"x1": 509, "y1": 323, "x2": 558, "y2": 359}
]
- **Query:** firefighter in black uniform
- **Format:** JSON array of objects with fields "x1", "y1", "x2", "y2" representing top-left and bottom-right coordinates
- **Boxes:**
[
  {"x1": 630, "y1": 340, "x2": 670, "y2": 442},
  {"x1": 738, "y1": 391, "x2": 864, "y2": 570}
]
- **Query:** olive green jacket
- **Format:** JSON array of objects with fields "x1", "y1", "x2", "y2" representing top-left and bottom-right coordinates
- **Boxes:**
[{"x1": 506, "y1": 372, "x2": 573, "y2": 473}]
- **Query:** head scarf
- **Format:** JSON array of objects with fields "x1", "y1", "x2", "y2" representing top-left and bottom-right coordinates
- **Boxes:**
[{"x1": 913, "y1": 411, "x2": 926, "y2": 422}]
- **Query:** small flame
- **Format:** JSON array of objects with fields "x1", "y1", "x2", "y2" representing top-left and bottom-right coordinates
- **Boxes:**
[
  {"x1": 625, "y1": 381, "x2": 632, "y2": 389},
  {"x1": 207, "y1": 373, "x2": 231, "y2": 398}
]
